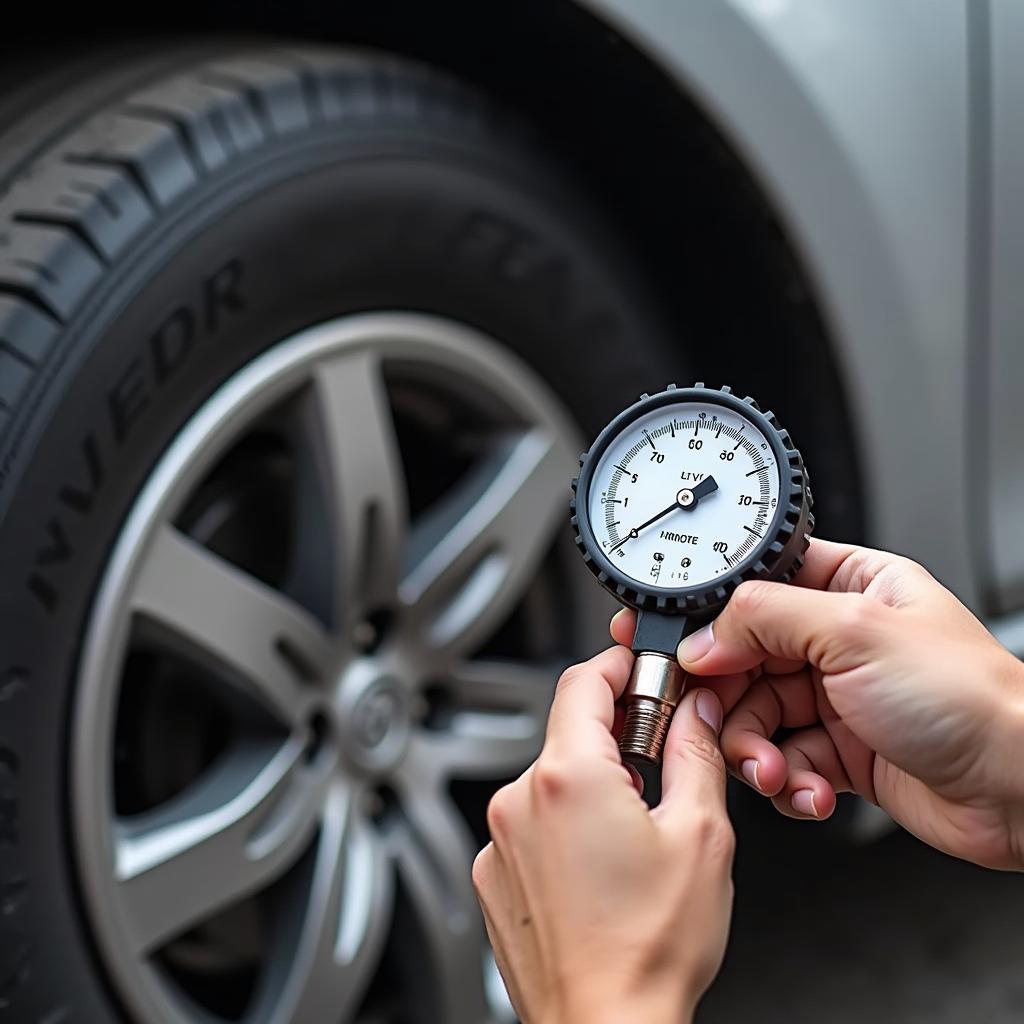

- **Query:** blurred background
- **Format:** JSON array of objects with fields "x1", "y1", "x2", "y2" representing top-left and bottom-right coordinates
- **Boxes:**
[{"x1": 0, "y1": 1, "x2": 1021, "y2": 1021}]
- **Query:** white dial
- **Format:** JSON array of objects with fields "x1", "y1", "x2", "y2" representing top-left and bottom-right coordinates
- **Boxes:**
[{"x1": 586, "y1": 402, "x2": 782, "y2": 590}]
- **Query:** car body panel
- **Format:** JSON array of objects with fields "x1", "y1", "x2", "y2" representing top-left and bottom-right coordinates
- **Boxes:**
[
  {"x1": 580, "y1": 0, "x2": 983, "y2": 610},
  {"x1": 987, "y1": 0, "x2": 1024, "y2": 613}
]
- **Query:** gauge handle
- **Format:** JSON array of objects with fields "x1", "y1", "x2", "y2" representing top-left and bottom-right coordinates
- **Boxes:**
[
  {"x1": 630, "y1": 608, "x2": 698, "y2": 659},
  {"x1": 621, "y1": 610, "x2": 708, "y2": 807}
]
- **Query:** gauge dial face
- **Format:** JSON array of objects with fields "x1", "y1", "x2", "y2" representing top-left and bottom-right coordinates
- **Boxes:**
[{"x1": 585, "y1": 402, "x2": 782, "y2": 591}]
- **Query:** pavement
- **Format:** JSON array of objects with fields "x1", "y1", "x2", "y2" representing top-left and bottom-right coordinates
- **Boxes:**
[{"x1": 698, "y1": 793, "x2": 1024, "y2": 1024}]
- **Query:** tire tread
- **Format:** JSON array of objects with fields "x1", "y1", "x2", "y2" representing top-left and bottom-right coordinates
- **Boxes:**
[
  {"x1": 0, "y1": 40, "x2": 516, "y2": 1017},
  {"x1": 0, "y1": 44, "x2": 497, "y2": 453}
]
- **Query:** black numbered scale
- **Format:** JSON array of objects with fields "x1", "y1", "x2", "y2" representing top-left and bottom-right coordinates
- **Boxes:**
[{"x1": 571, "y1": 384, "x2": 813, "y2": 798}]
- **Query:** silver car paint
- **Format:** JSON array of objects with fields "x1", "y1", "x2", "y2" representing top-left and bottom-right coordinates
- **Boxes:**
[
  {"x1": 987, "y1": 0, "x2": 1024, "y2": 615},
  {"x1": 581, "y1": 0, "x2": 1005, "y2": 618}
]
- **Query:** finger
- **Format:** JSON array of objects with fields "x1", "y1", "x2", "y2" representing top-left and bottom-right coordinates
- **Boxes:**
[
  {"x1": 612, "y1": 703, "x2": 626, "y2": 740},
  {"x1": 624, "y1": 761, "x2": 645, "y2": 795},
  {"x1": 612, "y1": 608, "x2": 763, "y2": 711},
  {"x1": 763, "y1": 655, "x2": 807, "y2": 675},
  {"x1": 703, "y1": 670, "x2": 757, "y2": 715},
  {"x1": 610, "y1": 607, "x2": 635, "y2": 647},
  {"x1": 770, "y1": 726, "x2": 851, "y2": 820},
  {"x1": 480, "y1": 907, "x2": 522, "y2": 1015},
  {"x1": 485, "y1": 777, "x2": 531, "y2": 848},
  {"x1": 609, "y1": 536, "x2": 860, "y2": 638},
  {"x1": 720, "y1": 675, "x2": 806, "y2": 794},
  {"x1": 677, "y1": 582, "x2": 888, "y2": 677},
  {"x1": 612, "y1": 540, "x2": 858, "y2": 640},
  {"x1": 609, "y1": 611, "x2": 804, "y2": 683},
  {"x1": 792, "y1": 538, "x2": 860, "y2": 590},
  {"x1": 544, "y1": 645, "x2": 635, "y2": 759},
  {"x1": 720, "y1": 671, "x2": 818, "y2": 796},
  {"x1": 473, "y1": 844, "x2": 518, "y2": 974},
  {"x1": 472, "y1": 844, "x2": 507, "y2": 925},
  {"x1": 475, "y1": 851, "x2": 532, "y2": 1024},
  {"x1": 656, "y1": 688, "x2": 728, "y2": 824}
]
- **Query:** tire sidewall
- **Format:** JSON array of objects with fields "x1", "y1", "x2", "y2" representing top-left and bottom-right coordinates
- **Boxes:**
[{"x1": 0, "y1": 120, "x2": 675, "y2": 1018}]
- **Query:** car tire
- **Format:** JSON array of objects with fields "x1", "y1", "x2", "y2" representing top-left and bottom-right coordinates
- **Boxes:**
[{"x1": 0, "y1": 41, "x2": 678, "y2": 1023}]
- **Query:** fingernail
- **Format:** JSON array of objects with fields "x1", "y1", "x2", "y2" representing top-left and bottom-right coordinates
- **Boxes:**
[
  {"x1": 741, "y1": 758, "x2": 761, "y2": 792},
  {"x1": 695, "y1": 690, "x2": 722, "y2": 734},
  {"x1": 610, "y1": 608, "x2": 629, "y2": 631},
  {"x1": 791, "y1": 789, "x2": 819, "y2": 818},
  {"x1": 678, "y1": 622, "x2": 715, "y2": 665}
]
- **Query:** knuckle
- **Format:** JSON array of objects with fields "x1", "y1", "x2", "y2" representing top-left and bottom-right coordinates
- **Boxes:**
[
  {"x1": 485, "y1": 785, "x2": 516, "y2": 839},
  {"x1": 713, "y1": 819, "x2": 737, "y2": 862},
  {"x1": 531, "y1": 756, "x2": 574, "y2": 801},
  {"x1": 471, "y1": 845, "x2": 494, "y2": 894},
  {"x1": 836, "y1": 595, "x2": 886, "y2": 639},
  {"x1": 692, "y1": 809, "x2": 736, "y2": 862},
  {"x1": 891, "y1": 553, "x2": 925, "y2": 577},
  {"x1": 554, "y1": 662, "x2": 586, "y2": 693},
  {"x1": 731, "y1": 579, "x2": 774, "y2": 618},
  {"x1": 838, "y1": 547, "x2": 881, "y2": 588},
  {"x1": 679, "y1": 731, "x2": 726, "y2": 772}
]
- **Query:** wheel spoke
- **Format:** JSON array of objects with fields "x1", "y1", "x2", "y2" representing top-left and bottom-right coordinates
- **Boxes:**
[
  {"x1": 417, "y1": 659, "x2": 557, "y2": 778},
  {"x1": 116, "y1": 734, "x2": 328, "y2": 955},
  {"x1": 400, "y1": 428, "x2": 572, "y2": 659},
  {"x1": 264, "y1": 784, "x2": 393, "y2": 1024},
  {"x1": 131, "y1": 524, "x2": 332, "y2": 727},
  {"x1": 388, "y1": 782, "x2": 491, "y2": 1024},
  {"x1": 309, "y1": 346, "x2": 408, "y2": 627},
  {"x1": 71, "y1": 314, "x2": 591, "y2": 1024}
]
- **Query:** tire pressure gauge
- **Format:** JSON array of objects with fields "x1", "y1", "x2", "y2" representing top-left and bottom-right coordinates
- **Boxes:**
[{"x1": 571, "y1": 383, "x2": 813, "y2": 784}]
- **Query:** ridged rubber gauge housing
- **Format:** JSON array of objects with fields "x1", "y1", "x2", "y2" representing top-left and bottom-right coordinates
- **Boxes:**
[{"x1": 570, "y1": 383, "x2": 814, "y2": 615}]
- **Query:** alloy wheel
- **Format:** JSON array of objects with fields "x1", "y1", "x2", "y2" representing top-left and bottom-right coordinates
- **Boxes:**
[{"x1": 72, "y1": 313, "x2": 600, "y2": 1023}]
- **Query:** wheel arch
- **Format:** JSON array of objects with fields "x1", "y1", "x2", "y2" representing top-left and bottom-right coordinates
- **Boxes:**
[
  {"x1": 322, "y1": 0, "x2": 871, "y2": 545},
  {"x1": 4, "y1": 1, "x2": 869, "y2": 543},
  {"x1": 571, "y1": 0, "x2": 978, "y2": 602}
]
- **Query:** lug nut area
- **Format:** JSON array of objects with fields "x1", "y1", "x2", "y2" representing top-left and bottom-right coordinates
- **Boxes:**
[
  {"x1": 351, "y1": 609, "x2": 393, "y2": 654},
  {"x1": 304, "y1": 709, "x2": 333, "y2": 764}
]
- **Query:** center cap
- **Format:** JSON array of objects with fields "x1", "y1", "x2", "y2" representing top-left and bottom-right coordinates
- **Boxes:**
[
  {"x1": 354, "y1": 687, "x2": 399, "y2": 748},
  {"x1": 335, "y1": 663, "x2": 412, "y2": 774}
]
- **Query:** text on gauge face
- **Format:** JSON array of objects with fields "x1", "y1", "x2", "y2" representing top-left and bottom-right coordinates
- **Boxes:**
[{"x1": 586, "y1": 402, "x2": 781, "y2": 590}]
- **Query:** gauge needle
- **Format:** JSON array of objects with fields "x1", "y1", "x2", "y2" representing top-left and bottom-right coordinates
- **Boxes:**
[
  {"x1": 609, "y1": 476, "x2": 720, "y2": 552},
  {"x1": 689, "y1": 475, "x2": 719, "y2": 502}
]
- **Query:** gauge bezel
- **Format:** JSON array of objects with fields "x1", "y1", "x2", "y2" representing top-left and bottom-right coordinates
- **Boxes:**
[{"x1": 570, "y1": 385, "x2": 811, "y2": 614}]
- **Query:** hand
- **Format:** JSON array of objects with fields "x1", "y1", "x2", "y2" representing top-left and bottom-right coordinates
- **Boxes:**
[
  {"x1": 473, "y1": 647, "x2": 735, "y2": 1024},
  {"x1": 611, "y1": 539, "x2": 1024, "y2": 869}
]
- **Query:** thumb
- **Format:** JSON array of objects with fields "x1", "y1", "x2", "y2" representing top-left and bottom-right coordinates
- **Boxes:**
[
  {"x1": 657, "y1": 688, "x2": 728, "y2": 820},
  {"x1": 676, "y1": 580, "x2": 886, "y2": 677}
]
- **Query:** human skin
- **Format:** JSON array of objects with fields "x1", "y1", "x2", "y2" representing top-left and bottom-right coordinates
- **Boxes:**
[
  {"x1": 612, "y1": 538, "x2": 1024, "y2": 870},
  {"x1": 472, "y1": 646, "x2": 735, "y2": 1024},
  {"x1": 475, "y1": 538, "x2": 1024, "y2": 1023}
]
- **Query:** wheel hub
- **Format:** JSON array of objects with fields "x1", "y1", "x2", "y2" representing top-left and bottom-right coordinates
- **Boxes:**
[{"x1": 335, "y1": 664, "x2": 411, "y2": 774}]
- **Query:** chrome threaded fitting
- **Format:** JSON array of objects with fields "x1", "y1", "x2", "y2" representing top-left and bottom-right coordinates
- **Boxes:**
[
  {"x1": 619, "y1": 697, "x2": 673, "y2": 763},
  {"x1": 618, "y1": 653, "x2": 686, "y2": 765}
]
